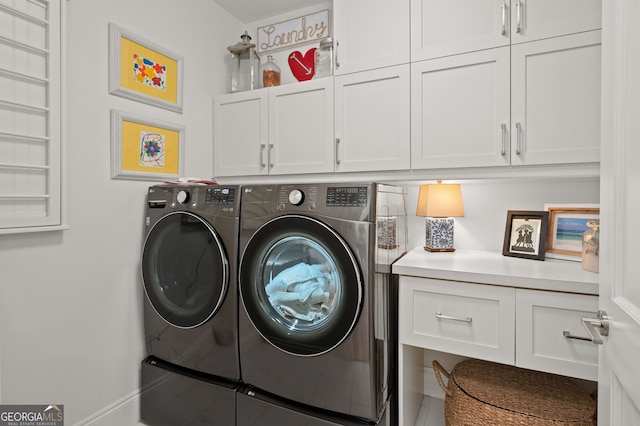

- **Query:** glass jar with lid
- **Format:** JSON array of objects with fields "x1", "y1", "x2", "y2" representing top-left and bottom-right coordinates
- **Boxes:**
[
  {"x1": 314, "y1": 37, "x2": 334, "y2": 78},
  {"x1": 227, "y1": 31, "x2": 259, "y2": 92}
]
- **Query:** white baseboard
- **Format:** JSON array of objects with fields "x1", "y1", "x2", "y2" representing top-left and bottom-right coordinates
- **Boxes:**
[{"x1": 74, "y1": 389, "x2": 141, "y2": 426}]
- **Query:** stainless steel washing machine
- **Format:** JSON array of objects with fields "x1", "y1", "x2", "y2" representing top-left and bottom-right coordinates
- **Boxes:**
[
  {"x1": 238, "y1": 183, "x2": 406, "y2": 423},
  {"x1": 141, "y1": 184, "x2": 241, "y2": 380}
]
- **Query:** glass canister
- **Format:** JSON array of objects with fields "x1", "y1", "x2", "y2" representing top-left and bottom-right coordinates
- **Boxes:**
[
  {"x1": 260, "y1": 55, "x2": 281, "y2": 87},
  {"x1": 581, "y1": 219, "x2": 600, "y2": 272},
  {"x1": 314, "y1": 37, "x2": 334, "y2": 78},
  {"x1": 227, "y1": 31, "x2": 259, "y2": 92}
]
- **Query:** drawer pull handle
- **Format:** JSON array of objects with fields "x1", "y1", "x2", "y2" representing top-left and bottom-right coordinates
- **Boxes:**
[
  {"x1": 562, "y1": 330, "x2": 591, "y2": 342},
  {"x1": 436, "y1": 312, "x2": 472, "y2": 323}
]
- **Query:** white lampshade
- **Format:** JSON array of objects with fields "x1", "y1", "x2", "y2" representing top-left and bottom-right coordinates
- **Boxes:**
[
  {"x1": 416, "y1": 181, "x2": 464, "y2": 218},
  {"x1": 416, "y1": 181, "x2": 464, "y2": 252}
]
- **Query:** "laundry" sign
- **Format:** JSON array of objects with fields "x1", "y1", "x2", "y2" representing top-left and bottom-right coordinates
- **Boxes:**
[{"x1": 257, "y1": 10, "x2": 329, "y2": 54}]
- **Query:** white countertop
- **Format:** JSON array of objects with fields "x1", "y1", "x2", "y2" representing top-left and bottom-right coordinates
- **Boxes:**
[{"x1": 392, "y1": 247, "x2": 599, "y2": 295}]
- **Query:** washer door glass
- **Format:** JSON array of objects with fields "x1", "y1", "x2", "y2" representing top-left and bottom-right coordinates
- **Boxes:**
[
  {"x1": 142, "y1": 211, "x2": 228, "y2": 328},
  {"x1": 240, "y1": 215, "x2": 362, "y2": 356}
]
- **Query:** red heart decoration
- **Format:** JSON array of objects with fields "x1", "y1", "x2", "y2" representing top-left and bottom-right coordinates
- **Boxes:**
[{"x1": 288, "y1": 48, "x2": 316, "y2": 82}]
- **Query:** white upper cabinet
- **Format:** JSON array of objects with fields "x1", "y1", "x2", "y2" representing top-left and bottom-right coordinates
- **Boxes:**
[
  {"x1": 333, "y1": 0, "x2": 410, "y2": 75},
  {"x1": 411, "y1": 30, "x2": 601, "y2": 170},
  {"x1": 510, "y1": 0, "x2": 602, "y2": 44},
  {"x1": 411, "y1": 48, "x2": 511, "y2": 169},
  {"x1": 213, "y1": 79, "x2": 334, "y2": 177},
  {"x1": 268, "y1": 79, "x2": 335, "y2": 175},
  {"x1": 335, "y1": 65, "x2": 410, "y2": 172},
  {"x1": 411, "y1": 0, "x2": 509, "y2": 62},
  {"x1": 510, "y1": 31, "x2": 601, "y2": 166},
  {"x1": 411, "y1": 0, "x2": 602, "y2": 61},
  {"x1": 213, "y1": 89, "x2": 269, "y2": 177}
]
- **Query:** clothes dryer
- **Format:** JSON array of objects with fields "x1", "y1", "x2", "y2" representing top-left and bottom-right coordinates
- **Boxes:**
[
  {"x1": 238, "y1": 183, "x2": 406, "y2": 423},
  {"x1": 141, "y1": 184, "x2": 241, "y2": 380}
]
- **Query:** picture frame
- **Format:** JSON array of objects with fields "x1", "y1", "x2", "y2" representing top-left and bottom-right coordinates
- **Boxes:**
[
  {"x1": 109, "y1": 23, "x2": 184, "y2": 113},
  {"x1": 502, "y1": 210, "x2": 549, "y2": 261},
  {"x1": 544, "y1": 204, "x2": 600, "y2": 261},
  {"x1": 110, "y1": 109, "x2": 184, "y2": 181}
]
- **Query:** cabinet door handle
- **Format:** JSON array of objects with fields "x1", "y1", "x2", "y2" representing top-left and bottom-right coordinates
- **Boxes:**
[
  {"x1": 515, "y1": 122, "x2": 522, "y2": 155},
  {"x1": 501, "y1": 0, "x2": 507, "y2": 36},
  {"x1": 515, "y1": 0, "x2": 522, "y2": 34},
  {"x1": 581, "y1": 310, "x2": 610, "y2": 345},
  {"x1": 335, "y1": 138, "x2": 341, "y2": 165},
  {"x1": 562, "y1": 330, "x2": 591, "y2": 342},
  {"x1": 436, "y1": 312, "x2": 472, "y2": 323},
  {"x1": 335, "y1": 40, "x2": 340, "y2": 69},
  {"x1": 260, "y1": 143, "x2": 266, "y2": 168},
  {"x1": 501, "y1": 123, "x2": 507, "y2": 155},
  {"x1": 268, "y1": 143, "x2": 274, "y2": 168}
]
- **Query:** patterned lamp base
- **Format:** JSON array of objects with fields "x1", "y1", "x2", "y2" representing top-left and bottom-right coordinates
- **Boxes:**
[{"x1": 424, "y1": 217, "x2": 455, "y2": 252}]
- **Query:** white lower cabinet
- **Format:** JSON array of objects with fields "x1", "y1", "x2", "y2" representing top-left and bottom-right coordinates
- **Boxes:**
[
  {"x1": 515, "y1": 289, "x2": 598, "y2": 381},
  {"x1": 398, "y1": 275, "x2": 598, "y2": 426}
]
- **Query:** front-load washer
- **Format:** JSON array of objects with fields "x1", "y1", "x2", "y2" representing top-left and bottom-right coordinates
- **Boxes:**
[
  {"x1": 141, "y1": 356, "x2": 238, "y2": 426},
  {"x1": 141, "y1": 184, "x2": 241, "y2": 380},
  {"x1": 238, "y1": 183, "x2": 406, "y2": 423}
]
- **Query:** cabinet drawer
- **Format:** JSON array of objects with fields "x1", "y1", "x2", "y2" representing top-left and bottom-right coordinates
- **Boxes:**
[
  {"x1": 516, "y1": 289, "x2": 598, "y2": 381},
  {"x1": 399, "y1": 276, "x2": 515, "y2": 364}
]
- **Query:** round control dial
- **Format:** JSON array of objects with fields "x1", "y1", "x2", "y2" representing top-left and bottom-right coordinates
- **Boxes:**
[
  {"x1": 288, "y1": 189, "x2": 305, "y2": 206},
  {"x1": 176, "y1": 190, "x2": 190, "y2": 205}
]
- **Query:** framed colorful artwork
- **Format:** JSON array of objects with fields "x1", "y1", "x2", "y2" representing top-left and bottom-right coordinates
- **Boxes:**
[
  {"x1": 502, "y1": 210, "x2": 549, "y2": 261},
  {"x1": 110, "y1": 110, "x2": 184, "y2": 181},
  {"x1": 544, "y1": 204, "x2": 600, "y2": 261},
  {"x1": 109, "y1": 23, "x2": 183, "y2": 113}
]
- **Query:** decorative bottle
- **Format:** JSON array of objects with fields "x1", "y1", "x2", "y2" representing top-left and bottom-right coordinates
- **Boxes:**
[
  {"x1": 261, "y1": 55, "x2": 281, "y2": 87},
  {"x1": 581, "y1": 219, "x2": 600, "y2": 272}
]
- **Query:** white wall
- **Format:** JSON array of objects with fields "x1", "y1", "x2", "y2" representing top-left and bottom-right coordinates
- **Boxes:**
[
  {"x1": 0, "y1": 0, "x2": 241, "y2": 424},
  {"x1": 403, "y1": 177, "x2": 600, "y2": 252}
]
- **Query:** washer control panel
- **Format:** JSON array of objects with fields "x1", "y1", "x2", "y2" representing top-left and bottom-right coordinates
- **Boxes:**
[{"x1": 326, "y1": 186, "x2": 368, "y2": 207}]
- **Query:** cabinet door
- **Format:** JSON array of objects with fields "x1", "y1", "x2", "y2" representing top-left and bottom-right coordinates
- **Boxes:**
[
  {"x1": 334, "y1": 65, "x2": 410, "y2": 173},
  {"x1": 411, "y1": 47, "x2": 510, "y2": 170},
  {"x1": 515, "y1": 289, "x2": 598, "y2": 381},
  {"x1": 213, "y1": 89, "x2": 268, "y2": 177},
  {"x1": 268, "y1": 79, "x2": 334, "y2": 175},
  {"x1": 411, "y1": 0, "x2": 509, "y2": 62},
  {"x1": 333, "y1": 0, "x2": 409, "y2": 75},
  {"x1": 510, "y1": 0, "x2": 602, "y2": 44},
  {"x1": 511, "y1": 31, "x2": 601, "y2": 166}
]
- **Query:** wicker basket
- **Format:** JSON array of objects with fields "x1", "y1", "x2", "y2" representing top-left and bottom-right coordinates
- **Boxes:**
[{"x1": 433, "y1": 359, "x2": 596, "y2": 426}]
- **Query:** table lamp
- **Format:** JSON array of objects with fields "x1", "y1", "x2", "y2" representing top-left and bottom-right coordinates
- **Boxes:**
[{"x1": 416, "y1": 181, "x2": 464, "y2": 252}]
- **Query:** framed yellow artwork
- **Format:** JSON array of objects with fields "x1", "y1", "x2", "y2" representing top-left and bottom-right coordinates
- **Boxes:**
[
  {"x1": 109, "y1": 23, "x2": 183, "y2": 113},
  {"x1": 110, "y1": 110, "x2": 184, "y2": 181}
]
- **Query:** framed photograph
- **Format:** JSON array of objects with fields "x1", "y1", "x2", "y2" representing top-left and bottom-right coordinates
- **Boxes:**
[
  {"x1": 110, "y1": 109, "x2": 184, "y2": 181},
  {"x1": 502, "y1": 210, "x2": 549, "y2": 261},
  {"x1": 544, "y1": 204, "x2": 600, "y2": 260},
  {"x1": 109, "y1": 23, "x2": 183, "y2": 113}
]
